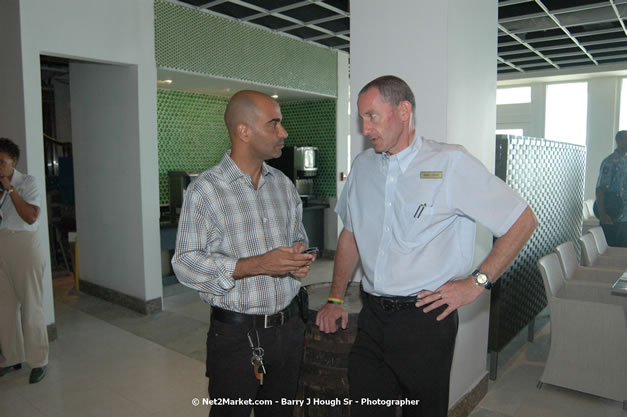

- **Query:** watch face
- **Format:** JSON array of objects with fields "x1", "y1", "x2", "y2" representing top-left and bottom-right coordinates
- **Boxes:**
[{"x1": 475, "y1": 273, "x2": 488, "y2": 285}]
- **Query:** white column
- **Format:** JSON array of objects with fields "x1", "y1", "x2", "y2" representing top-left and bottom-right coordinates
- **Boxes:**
[{"x1": 350, "y1": 0, "x2": 497, "y2": 407}]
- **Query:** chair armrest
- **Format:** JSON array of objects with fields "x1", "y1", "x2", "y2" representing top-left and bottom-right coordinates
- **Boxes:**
[
  {"x1": 561, "y1": 281, "x2": 627, "y2": 309},
  {"x1": 594, "y1": 256, "x2": 627, "y2": 269},
  {"x1": 604, "y1": 247, "x2": 627, "y2": 257},
  {"x1": 552, "y1": 297, "x2": 627, "y2": 334},
  {"x1": 571, "y1": 267, "x2": 623, "y2": 284}
]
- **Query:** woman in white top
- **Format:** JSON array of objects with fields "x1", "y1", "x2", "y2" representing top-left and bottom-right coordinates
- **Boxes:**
[{"x1": 0, "y1": 137, "x2": 48, "y2": 384}]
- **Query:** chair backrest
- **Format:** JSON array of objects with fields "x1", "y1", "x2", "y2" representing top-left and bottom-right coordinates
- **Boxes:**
[
  {"x1": 583, "y1": 199, "x2": 596, "y2": 219},
  {"x1": 589, "y1": 226, "x2": 609, "y2": 254},
  {"x1": 579, "y1": 233, "x2": 599, "y2": 266},
  {"x1": 537, "y1": 253, "x2": 565, "y2": 307},
  {"x1": 554, "y1": 241, "x2": 578, "y2": 280}
]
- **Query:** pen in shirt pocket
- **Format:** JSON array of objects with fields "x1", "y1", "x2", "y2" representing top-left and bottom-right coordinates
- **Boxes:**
[{"x1": 413, "y1": 203, "x2": 427, "y2": 218}]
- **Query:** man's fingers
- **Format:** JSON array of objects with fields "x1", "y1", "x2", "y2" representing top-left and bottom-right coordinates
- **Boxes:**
[
  {"x1": 436, "y1": 307, "x2": 455, "y2": 321},
  {"x1": 341, "y1": 312, "x2": 348, "y2": 329}
]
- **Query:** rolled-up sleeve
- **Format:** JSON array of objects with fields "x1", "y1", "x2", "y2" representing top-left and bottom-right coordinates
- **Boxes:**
[
  {"x1": 289, "y1": 185, "x2": 309, "y2": 247},
  {"x1": 171, "y1": 183, "x2": 237, "y2": 296}
]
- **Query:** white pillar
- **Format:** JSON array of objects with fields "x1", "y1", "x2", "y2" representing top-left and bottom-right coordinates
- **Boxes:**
[{"x1": 350, "y1": 0, "x2": 497, "y2": 407}]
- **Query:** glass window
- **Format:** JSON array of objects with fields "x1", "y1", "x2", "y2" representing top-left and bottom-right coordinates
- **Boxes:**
[
  {"x1": 619, "y1": 78, "x2": 627, "y2": 131},
  {"x1": 496, "y1": 128, "x2": 524, "y2": 136},
  {"x1": 496, "y1": 87, "x2": 531, "y2": 105},
  {"x1": 544, "y1": 82, "x2": 588, "y2": 146}
]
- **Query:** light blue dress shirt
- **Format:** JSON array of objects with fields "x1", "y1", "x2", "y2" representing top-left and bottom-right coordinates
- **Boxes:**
[{"x1": 337, "y1": 137, "x2": 528, "y2": 296}]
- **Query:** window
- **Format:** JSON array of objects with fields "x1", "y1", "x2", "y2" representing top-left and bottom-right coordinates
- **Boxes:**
[
  {"x1": 544, "y1": 82, "x2": 588, "y2": 146},
  {"x1": 496, "y1": 87, "x2": 531, "y2": 105},
  {"x1": 496, "y1": 128, "x2": 524, "y2": 136},
  {"x1": 619, "y1": 78, "x2": 627, "y2": 131}
]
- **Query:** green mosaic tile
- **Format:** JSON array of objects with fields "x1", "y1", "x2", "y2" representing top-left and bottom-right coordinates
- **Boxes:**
[
  {"x1": 158, "y1": 91, "x2": 337, "y2": 204},
  {"x1": 280, "y1": 100, "x2": 336, "y2": 198},
  {"x1": 154, "y1": 0, "x2": 337, "y2": 97},
  {"x1": 157, "y1": 90, "x2": 230, "y2": 205}
]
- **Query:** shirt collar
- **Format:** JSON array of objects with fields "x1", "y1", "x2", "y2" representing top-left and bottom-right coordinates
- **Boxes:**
[
  {"x1": 10, "y1": 168, "x2": 24, "y2": 185},
  {"x1": 384, "y1": 135, "x2": 422, "y2": 173},
  {"x1": 220, "y1": 150, "x2": 273, "y2": 184}
]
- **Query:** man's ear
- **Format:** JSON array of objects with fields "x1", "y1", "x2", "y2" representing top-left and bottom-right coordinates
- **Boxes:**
[
  {"x1": 237, "y1": 123, "x2": 250, "y2": 144},
  {"x1": 398, "y1": 100, "x2": 412, "y2": 123}
]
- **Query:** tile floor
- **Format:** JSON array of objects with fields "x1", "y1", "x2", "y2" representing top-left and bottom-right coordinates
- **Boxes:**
[{"x1": 0, "y1": 258, "x2": 625, "y2": 417}]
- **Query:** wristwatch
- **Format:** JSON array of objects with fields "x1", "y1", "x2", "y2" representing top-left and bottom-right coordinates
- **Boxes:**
[
  {"x1": 7, "y1": 186, "x2": 14, "y2": 194},
  {"x1": 472, "y1": 269, "x2": 492, "y2": 290}
]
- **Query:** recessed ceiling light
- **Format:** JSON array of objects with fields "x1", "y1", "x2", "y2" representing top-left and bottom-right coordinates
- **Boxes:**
[
  {"x1": 157, "y1": 79, "x2": 173, "y2": 84},
  {"x1": 271, "y1": 94, "x2": 279, "y2": 99}
]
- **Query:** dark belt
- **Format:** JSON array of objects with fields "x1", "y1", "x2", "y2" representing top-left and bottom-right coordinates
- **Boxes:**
[
  {"x1": 362, "y1": 290, "x2": 418, "y2": 313},
  {"x1": 211, "y1": 296, "x2": 299, "y2": 329}
]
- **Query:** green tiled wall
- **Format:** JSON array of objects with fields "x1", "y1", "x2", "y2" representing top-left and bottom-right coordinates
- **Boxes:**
[
  {"x1": 157, "y1": 90, "x2": 230, "y2": 205},
  {"x1": 158, "y1": 90, "x2": 336, "y2": 204},
  {"x1": 154, "y1": 0, "x2": 337, "y2": 97},
  {"x1": 281, "y1": 100, "x2": 336, "y2": 198}
]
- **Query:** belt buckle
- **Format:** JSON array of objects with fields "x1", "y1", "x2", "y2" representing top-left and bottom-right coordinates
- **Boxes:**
[
  {"x1": 264, "y1": 311, "x2": 285, "y2": 328},
  {"x1": 380, "y1": 298, "x2": 395, "y2": 312}
]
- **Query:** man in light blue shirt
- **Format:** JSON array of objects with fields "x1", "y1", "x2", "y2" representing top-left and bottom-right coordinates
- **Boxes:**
[{"x1": 316, "y1": 76, "x2": 538, "y2": 417}]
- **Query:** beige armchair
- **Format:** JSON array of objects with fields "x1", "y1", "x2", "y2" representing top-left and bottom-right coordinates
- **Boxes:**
[
  {"x1": 537, "y1": 253, "x2": 627, "y2": 407},
  {"x1": 580, "y1": 233, "x2": 627, "y2": 269},
  {"x1": 589, "y1": 226, "x2": 627, "y2": 258},
  {"x1": 582, "y1": 199, "x2": 600, "y2": 235},
  {"x1": 554, "y1": 241, "x2": 621, "y2": 284},
  {"x1": 554, "y1": 241, "x2": 626, "y2": 308}
]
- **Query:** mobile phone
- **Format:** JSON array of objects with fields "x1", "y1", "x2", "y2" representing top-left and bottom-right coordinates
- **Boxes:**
[{"x1": 301, "y1": 247, "x2": 319, "y2": 254}]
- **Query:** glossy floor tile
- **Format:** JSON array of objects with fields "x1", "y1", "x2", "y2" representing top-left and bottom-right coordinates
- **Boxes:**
[{"x1": 1, "y1": 258, "x2": 624, "y2": 417}]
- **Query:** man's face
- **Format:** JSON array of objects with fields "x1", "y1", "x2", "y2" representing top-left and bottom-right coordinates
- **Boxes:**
[
  {"x1": 0, "y1": 152, "x2": 16, "y2": 178},
  {"x1": 250, "y1": 97, "x2": 288, "y2": 161},
  {"x1": 357, "y1": 87, "x2": 407, "y2": 155}
]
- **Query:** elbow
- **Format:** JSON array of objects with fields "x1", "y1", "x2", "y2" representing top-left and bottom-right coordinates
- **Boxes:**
[
  {"x1": 525, "y1": 207, "x2": 539, "y2": 234},
  {"x1": 26, "y1": 207, "x2": 40, "y2": 225}
]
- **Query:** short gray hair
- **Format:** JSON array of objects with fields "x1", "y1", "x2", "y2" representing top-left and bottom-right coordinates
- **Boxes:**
[{"x1": 359, "y1": 75, "x2": 416, "y2": 128}]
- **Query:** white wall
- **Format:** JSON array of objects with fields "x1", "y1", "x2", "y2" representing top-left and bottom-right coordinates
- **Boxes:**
[
  {"x1": 0, "y1": 0, "x2": 161, "y2": 325},
  {"x1": 497, "y1": 75, "x2": 623, "y2": 200},
  {"x1": 350, "y1": 0, "x2": 497, "y2": 407},
  {"x1": 70, "y1": 62, "x2": 154, "y2": 300}
]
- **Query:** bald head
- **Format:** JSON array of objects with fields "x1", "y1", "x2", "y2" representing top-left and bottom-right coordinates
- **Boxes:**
[{"x1": 224, "y1": 90, "x2": 274, "y2": 136}]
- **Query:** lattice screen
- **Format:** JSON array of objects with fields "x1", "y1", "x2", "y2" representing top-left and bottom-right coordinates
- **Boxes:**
[{"x1": 489, "y1": 135, "x2": 586, "y2": 353}]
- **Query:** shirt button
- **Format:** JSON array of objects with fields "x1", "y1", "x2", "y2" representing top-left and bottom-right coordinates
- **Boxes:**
[
  {"x1": 385, "y1": 227, "x2": 390, "y2": 232},
  {"x1": 388, "y1": 202, "x2": 392, "y2": 206}
]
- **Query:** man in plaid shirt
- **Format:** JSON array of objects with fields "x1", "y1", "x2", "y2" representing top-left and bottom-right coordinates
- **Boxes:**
[{"x1": 172, "y1": 90, "x2": 316, "y2": 417}]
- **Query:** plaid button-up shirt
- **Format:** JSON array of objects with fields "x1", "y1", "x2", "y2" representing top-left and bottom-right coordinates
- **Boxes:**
[{"x1": 172, "y1": 151, "x2": 308, "y2": 314}]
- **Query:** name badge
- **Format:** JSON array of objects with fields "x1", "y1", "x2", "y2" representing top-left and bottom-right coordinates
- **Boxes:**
[{"x1": 420, "y1": 171, "x2": 443, "y2": 179}]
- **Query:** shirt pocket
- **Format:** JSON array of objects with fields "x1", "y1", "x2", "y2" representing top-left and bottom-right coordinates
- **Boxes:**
[{"x1": 396, "y1": 204, "x2": 436, "y2": 249}]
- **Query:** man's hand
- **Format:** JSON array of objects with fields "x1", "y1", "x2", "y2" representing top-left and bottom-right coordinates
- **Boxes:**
[
  {"x1": 416, "y1": 277, "x2": 484, "y2": 321},
  {"x1": 0, "y1": 176, "x2": 11, "y2": 191},
  {"x1": 315, "y1": 303, "x2": 348, "y2": 333},
  {"x1": 258, "y1": 244, "x2": 314, "y2": 277},
  {"x1": 600, "y1": 213, "x2": 613, "y2": 225},
  {"x1": 233, "y1": 243, "x2": 314, "y2": 279}
]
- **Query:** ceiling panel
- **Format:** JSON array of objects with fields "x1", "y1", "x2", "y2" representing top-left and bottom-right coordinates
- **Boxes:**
[{"x1": 169, "y1": 0, "x2": 627, "y2": 75}]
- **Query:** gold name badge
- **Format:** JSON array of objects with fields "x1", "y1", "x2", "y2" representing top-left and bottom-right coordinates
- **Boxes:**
[{"x1": 420, "y1": 171, "x2": 443, "y2": 179}]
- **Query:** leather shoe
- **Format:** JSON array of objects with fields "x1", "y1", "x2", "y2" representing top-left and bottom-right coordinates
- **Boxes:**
[
  {"x1": 0, "y1": 364, "x2": 22, "y2": 377},
  {"x1": 29, "y1": 366, "x2": 47, "y2": 384}
]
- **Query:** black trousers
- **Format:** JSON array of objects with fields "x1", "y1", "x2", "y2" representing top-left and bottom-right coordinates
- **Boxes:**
[
  {"x1": 205, "y1": 314, "x2": 305, "y2": 417},
  {"x1": 349, "y1": 298, "x2": 459, "y2": 417},
  {"x1": 602, "y1": 221, "x2": 627, "y2": 247}
]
